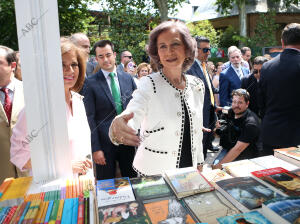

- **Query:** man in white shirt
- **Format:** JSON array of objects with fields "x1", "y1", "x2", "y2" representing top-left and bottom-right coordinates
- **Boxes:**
[
  {"x1": 219, "y1": 46, "x2": 250, "y2": 107},
  {"x1": 0, "y1": 46, "x2": 25, "y2": 182}
]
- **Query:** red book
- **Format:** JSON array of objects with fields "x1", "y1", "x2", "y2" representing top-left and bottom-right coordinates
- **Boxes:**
[
  {"x1": 77, "y1": 196, "x2": 84, "y2": 224},
  {"x1": 251, "y1": 167, "x2": 300, "y2": 196},
  {"x1": 2, "y1": 206, "x2": 18, "y2": 224}
]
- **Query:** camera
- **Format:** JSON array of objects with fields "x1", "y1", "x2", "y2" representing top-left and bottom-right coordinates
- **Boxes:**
[{"x1": 215, "y1": 107, "x2": 239, "y2": 149}]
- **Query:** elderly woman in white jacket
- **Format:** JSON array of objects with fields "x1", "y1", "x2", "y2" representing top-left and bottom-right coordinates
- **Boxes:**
[{"x1": 109, "y1": 21, "x2": 205, "y2": 176}]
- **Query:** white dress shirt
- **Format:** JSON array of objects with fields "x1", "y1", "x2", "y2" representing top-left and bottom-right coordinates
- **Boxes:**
[{"x1": 0, "y1": 78, "x2": 16, "y2": 106}]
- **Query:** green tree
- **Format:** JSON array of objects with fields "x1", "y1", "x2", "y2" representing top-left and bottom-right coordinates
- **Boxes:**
[
  {"x1": 186, "y1": 20, "x2": 221, "y2": 47},
  {"x1": 153, "y1": 0, "x2": 188, "y2": 21},
  {"x1": 0, "y1": 0, "x2": 99, "y2": 50},
  {"x1": 219, "y1": 25, "x2": 239, "y2": 48},
  {"x1": 99, "y1": 0, "x2": 154, "y2": 64},
  {"x1": 215, "y1": 0, "x2": 299, "y2": 39}
]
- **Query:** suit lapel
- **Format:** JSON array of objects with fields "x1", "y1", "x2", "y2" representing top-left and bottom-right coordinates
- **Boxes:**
[
  {"x1": 117, "y1": 71, "x2": 128, "y2": 108},
  {"x1": 96, "y1": 71, "x2": 116, "y2": 109},
  {"x1": 0, "y1": 103, "x2": 8, "y2": 125},
  {"x1": 195, "y1": 62, "x2": 210, "y2": 90},
  {"x1": 229, "y1": 67, "x2": 241, "y2": 86}
]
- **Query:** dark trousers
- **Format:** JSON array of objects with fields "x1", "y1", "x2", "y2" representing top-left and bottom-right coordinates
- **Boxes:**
[{"x1": 95, "y1": 146, "x2": 137, "y2": 180}]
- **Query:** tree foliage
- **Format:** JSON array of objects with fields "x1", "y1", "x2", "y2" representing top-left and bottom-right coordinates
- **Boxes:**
[
  {"x1": 99, "y1": 0, "x2": 155, "y2": 64},
  {"x1": 0, "y1": 0, "x2": 98, "y2": 50},
  {"x1": 219, "y1": 25, "x2": 239, "y2": 48},
  {"x1": 186, "y1": 20, "x2": 221, "y2": 47},
  {"x1": 153, "y1": 0, "x2": 188, "y2": 21}
]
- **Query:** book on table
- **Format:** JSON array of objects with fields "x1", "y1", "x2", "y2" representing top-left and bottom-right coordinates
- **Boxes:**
[
  {"x1": 98, "y1": 200, "x2": 151, "y2": 224},
  {"x1": 217, "y1": 210, "x2": 272, "y2": 224},
  {"x1": 221, "y1": 159, "x2": 264, "y2": 177},
  {"x1": 183, "y1": 190, "x2": 239, "y2": 224},
  {"x1": 274, "y1": 147, "x2": 300, "y2": 167},
  {"x1": 251, "y1": 155, "x2": 298, "y2": 171},
  {"x1": 201, "y1": 169, "x2": 233, "y2": 187},
  {"x1": 130, "y1": 175, "x2": 173, "y2": 202},
  {"x1": 215, "y1": 176, "x2": 285, "y2": 212},
  {"x1": 164, "y1": 167, "x2": 214, "y2": 199},
  {"x1": 144, "y1": 197, "x2": 197, "y2": 224},
  {"x1": 96, "y1": 177, "x2": 135, "y2": 208},
  {"x1": 261, "y1": 196, "x2": 300, "y2": 224},
  {"x1": 251, "y1": 167, "x2": 300, "y2": 196}
]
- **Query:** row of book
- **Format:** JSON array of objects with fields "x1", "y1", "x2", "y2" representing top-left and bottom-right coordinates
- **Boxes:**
[
  {"x1": 96, "y1": 154, "x2": 300, "y2": 224},
  {"x1": 0, "y1": 175, "x2": 97, "y2": 224}
]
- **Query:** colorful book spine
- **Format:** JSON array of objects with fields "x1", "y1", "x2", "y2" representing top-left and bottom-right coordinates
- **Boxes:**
[
  {"x1": 0, "y1": 207, "x2": 10, "y2": 223},
  {"x1": 13, "y1": 201, "x2": 27, "y2": 224},
  {"x1": 44, "y1": 200, "x2": 54, "y2": 224},
  {"x1": 18, "y1": 201, "x2": 31, "y2": 224},
  {"x1": 71, "y1": 198, "x2": 78, "y2": 224},
  {"x1": 2, "y1": 205, "x2": 17, "y2": 224},
  {"x1": 77, "y1": 196, "x2": 84, "y2": 224},
  {"x1": 55, "y1": 199, "x2": 64, "y2": 224},
  {"x1": 61, "y1": 198, "x2": 73, "y2": 224},
  {"x1": 40, "y1": 201, "x2": 49, "y2": 224},
  {"x1": 35, "y1": 201, "x2": 46, "y2": 224},
  {"x1": 26, "y1": 200, "x2": 41, "y2": 224},
  {"x1": 48, "y1": 200, "x2": 59, "y2": 224}
]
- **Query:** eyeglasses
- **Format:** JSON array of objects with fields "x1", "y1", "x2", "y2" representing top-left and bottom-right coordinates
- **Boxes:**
[
  {"x1": 253, "y1": 69, "x2": 261, "y2": 74},
  {"x1": 124, "y1": 56, "x2": 132, "y2": 59},
  {"x1": 198, "y1": 48, "x2": 211, "y2": 53}
]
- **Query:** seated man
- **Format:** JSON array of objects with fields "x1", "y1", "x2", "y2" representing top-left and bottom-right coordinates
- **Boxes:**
[{"x1": 212, "y1": 89, "x2": 261, "y2": 169}]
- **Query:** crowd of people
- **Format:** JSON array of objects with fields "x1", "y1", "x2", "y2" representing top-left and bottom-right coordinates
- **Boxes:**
[{"x1": 0, "y1": 21, "x2": 299, "y2": 182}]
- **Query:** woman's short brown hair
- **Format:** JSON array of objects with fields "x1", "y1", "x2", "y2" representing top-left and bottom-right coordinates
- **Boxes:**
[
  {"x1": 137, "y1": 63, "x2": 149, "y2": 76},
  {"x1": 147, "y1": 20, "x2": 196, "y2": 72},
  {"x1": 61, "y1": 40, "x2": 86, "y2": 92}
]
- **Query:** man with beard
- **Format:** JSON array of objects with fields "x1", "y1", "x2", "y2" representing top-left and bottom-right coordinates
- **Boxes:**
[{"x1": 212, "y1": 89, "x2": 260, "y2": 169}]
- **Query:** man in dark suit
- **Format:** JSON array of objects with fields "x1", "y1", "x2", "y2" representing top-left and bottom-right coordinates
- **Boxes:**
[
  {"x1": 258, "y1": 23, "x2": 300, "y2": 155},
  {"x1": 219, "y1": 46, "x2": 250, "y2": 107},
  {"x1": 241, "y1": 56, "x2": 268, "y2": 117},
  {"x1": 187, "y1": 36, "x2": 218, "y2": 158},
  {"x1": 83, "y1": 40, "x2": 137, "y2": 180}
]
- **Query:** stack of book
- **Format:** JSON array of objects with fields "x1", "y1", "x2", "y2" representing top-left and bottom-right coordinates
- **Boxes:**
[
  {"x1": 0, "y1": 175, "x2": 96, "y2": 224},
  {"x1": 274, "y1": 147, "x2": 300, "y2": 167}
]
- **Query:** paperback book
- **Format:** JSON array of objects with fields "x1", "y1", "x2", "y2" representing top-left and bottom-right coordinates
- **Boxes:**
[
  {"x1": 183, "y1": 191, "x2": 239, "y2": 224},
  {"x1": 274, "y1": 147, "x2": 300, "y2": 167},
  {"x1": 131, "y1": 175, "x2": 173, "y2": 202},
  {"x1": 97, "y1": 177, "x2": 135, "y2": 207},
  {"x1": 164, "y1": 167, "x2": 214, "y2": 199},
  {"x1": 98, "y1": 201, "x2": 151, "y2": 224},
  {"x1": 217, "y1": 211, "x2": 272, "y2": 224},
  {"x1": 251, "y1": 155, "x2": 298, "y2": 171},
  {"x1": 222, "y1": 160, "x2": 264, "y2": 177},
  {"x1": 216, "y1": 176, "x2": 284, "y2": 212},
  {"x1": 144, "y1": 198, "x2": 196, "y2": 224},
  {"x1": 261, "y1": 196, "x2": 300, "y2": 224},
  {"x1": 201, "y1": 169, "x2": 232, "y2": 187},
  {"x1": 251, "y1": 167, "x2": 300, "y2": 196}
]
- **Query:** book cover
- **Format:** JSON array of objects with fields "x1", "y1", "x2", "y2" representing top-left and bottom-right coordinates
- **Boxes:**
[
  {"x1": 144, "y1": 198, "x2": 196, "y2": 224},
  {"x1": 201, "y1": 169, "x2": 232, "y2": 187},
  {"x1": 262, "y1": 196, "x2": 300, "y2": 224},
  {"x1": 97, "y1": 177, "x2": 135, "y2": 207},
  {"x1": 217, "y1": 211, "x2": 272, "y2": 224},
  {"x1": 251, "y1": 155, "x2": 298, "y2": 171},
  {"x1": 216, "y1": 177, "x2": 283, "y2": 212},
  {"x1": 131, "y1": 175, "x2": 173, "y2": 201},
  {"x1": 222, "y1": 160, "x2": 264, "y2": 177},
  {"x1": 164, "y1": 167, "x2": 214, "y2": 199},
  {"x1": 291, "y1": 168, "x2": 300, "y2": 177},
  {"x1": 274, "y1": 147, "x2": 300, "y2": 167},
  {"x1": 184, "y1": 191, "x2": 239, "y2": 224},
  {"x1": 98, "y1": 201, "x2": 151, "y2": 224},
  {"x1": 252, "y1": 167, "x2": 300, "y2": 196}
]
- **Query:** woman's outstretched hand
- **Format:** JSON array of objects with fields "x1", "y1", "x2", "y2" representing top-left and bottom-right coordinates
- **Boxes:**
[{"x1": 110, "y1": 112, "x2": 140, "y2": 147}]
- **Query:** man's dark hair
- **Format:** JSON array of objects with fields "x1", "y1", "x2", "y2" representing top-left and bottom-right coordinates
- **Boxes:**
[
  {"x1": 232, "y1": 88, "x2": 250, "y2": 103},
  {"x1": 241, "y1": 47, "x2": 251, "y2": 55},
  {"x1": 253, "y1": 56, "x2": 268, "y2": 65},
  {"x1": 120, "y1": 50, "x2": 130, "y2": 58},
  {"x1": 92, "y1": 40, "x2": 115, "y2": 54},
  {"x1": 0, "y1": 45, "x2": 16, "y2": 65},
  {"x1": 195, "y1": 36, "x2": 210, "y2": 47},
  {"x1": 282, "y1": 23, "x2": 300, "y2": 46}
]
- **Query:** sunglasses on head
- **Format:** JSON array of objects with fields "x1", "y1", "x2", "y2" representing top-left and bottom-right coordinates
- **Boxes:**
[
  {"x1": 253, "y1": 69, "x2": 261, "y2": 74},
  {"x1": 124, "y1": 56, "x2": 132, "y2": 59},
  {"x1": 198, "y1": 47, "x2": 211, "y2": 53}
]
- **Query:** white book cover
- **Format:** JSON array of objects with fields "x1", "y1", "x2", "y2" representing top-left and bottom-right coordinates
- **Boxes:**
[
  {"x1": 222, "y1": 159, "x2": 264, "y2": 177},
  {"x1": 250, "y1": 155, "x2": 298, "y2": 171}
]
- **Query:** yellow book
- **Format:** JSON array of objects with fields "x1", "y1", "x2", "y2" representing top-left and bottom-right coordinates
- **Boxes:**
[
  {"x1": 28, "y1": 200, "x2": 41, "y2": 223},
  {"x1": 0, "y1": 177, "x2": 32, "y2": 201},
  {"x1": 35, "y1": 201, "x2": 46, "y2": 224}
]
